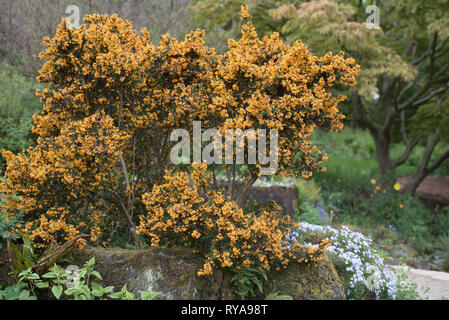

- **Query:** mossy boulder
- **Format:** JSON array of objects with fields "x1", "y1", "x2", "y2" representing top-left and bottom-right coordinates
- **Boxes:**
[
  {"x1": 70, "y1": 247, "x2": 346, "y2": 300},
  {"x1": 265, "y1": 255, "x2": 346, "y2": 300},
  {"x1": 72, "y1": 247, "x2": 235, "y2": 300}
]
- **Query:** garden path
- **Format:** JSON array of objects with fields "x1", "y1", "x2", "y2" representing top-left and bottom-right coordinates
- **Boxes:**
[{"x1": 390, "y1": 265, "x2": 449, "y2": 300}]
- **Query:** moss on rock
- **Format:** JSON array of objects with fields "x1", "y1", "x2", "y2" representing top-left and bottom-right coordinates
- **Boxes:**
[
  {"x1": 71, "y1": 247, "x2": 345, "y2": 300},
  {"x1": 264, "y1": 255, "x2": 346, "y2": 300}
]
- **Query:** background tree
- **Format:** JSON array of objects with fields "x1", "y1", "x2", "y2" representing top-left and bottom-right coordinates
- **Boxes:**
[{"x1": 0, "y1": 63, "x2": 42, "y2": 173}]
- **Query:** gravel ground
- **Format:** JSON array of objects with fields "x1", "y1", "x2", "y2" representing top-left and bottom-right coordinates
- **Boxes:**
[{"x1": 390, "y1": 266, "x2": 449, "y2": 300}]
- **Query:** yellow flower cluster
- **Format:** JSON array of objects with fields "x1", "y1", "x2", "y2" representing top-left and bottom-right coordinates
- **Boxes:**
[
  {"x1": 137, "y1": 164, "x2": 330, "y2": 276},
  {"x1": 1, "y1": 113, "x2": 127, "y2": 247}
]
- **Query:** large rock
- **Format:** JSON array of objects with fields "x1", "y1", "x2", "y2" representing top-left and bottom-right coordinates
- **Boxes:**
[
  {"x1": 218, "y1": 181, "x2": 299, "y2": 217},
  {"x1": 70, "y1": 247, "x2": 345, "y2": 300},
  {"x1": 265, "y1": 255, "x2": 346, "y2": 300},
  {"x1": 72, "y1": 247, "x2": 234, "y2": 300},
  {"x1": 397, "y1": 175, "x2": 449, "y2": 209},
  {"x1": 244, "y1": 185, "x2": 298, "y2": 217}
]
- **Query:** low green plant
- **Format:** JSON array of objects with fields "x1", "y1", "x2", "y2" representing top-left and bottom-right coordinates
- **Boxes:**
[
  {"x1": 0, "y1": 257, "x2": 161, "y2": 300},
  {"x1": 6, "y1": 231, "x2": 83, "y2": 279},
  {"x1": 394, "y1": 267, "x2": 424, "y2": 300},
  {"x1": 0, "y1": 283, "x2": 31, "y2": 300},
  {"x1": 230, "y1": 267, "x2": 269, "y2": 300},
  {"x1": 108, "y1": 283, "x2": 159, "y2": 300}
]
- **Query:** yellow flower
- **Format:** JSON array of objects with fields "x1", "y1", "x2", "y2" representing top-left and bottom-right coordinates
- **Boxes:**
[
  {"x1": 393, "y1": 183, "x2": 401, "y2": 191},
  {"x1": 191, "y1": 230, "x2": 201, "y2": 239},
  {"x1": 370, "y1": 179, "x2": 376, "y2": 185},
  {"x1": 376, "y1": 186, "x2": 381, "y2": 191}
]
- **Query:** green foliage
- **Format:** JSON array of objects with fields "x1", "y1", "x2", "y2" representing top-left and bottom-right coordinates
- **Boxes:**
[
  {"x1": 394, "y1": 267, "x2": 425, "y2": 300},
  {"x1": 296, "y1": 179, "x2": 322, "y2": 204},
  {"x1": 295, "y1": 202, "x2": 328, "y2": 226},
  {"x1": 108, "y1": 284, "x2": 136, "y2": 300},
  {"x1": 6, "y1": 231, "x2": 78, "y2": 280},
  {"x1": 411, "y1": 100, "x2": 449, "y2": 141},
  {"x1": 0, "y1": 257, "x2": 161, "y2": 300},
  {"x1": 0, "y1": 203, "x2": 23, "y2": 249},
  {"x1": 0, "y1": 62, "x2": 42, "y2": 173},
  {"x1": 362, "y1": 192, "x2": 431, "y2": 242},
  {"x1": 7, "y1": 231, "x2": 40, "y2": 277},
  {"x1": 0, "y1": 283, "x2": 30, "y2": 300},
  {"x1": 230, "y1": 267, "x2": 269, "y2": 300}
]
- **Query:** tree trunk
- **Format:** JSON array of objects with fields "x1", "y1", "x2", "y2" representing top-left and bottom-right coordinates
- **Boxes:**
[
  {"x1": 402, "y1": 170, "x2": 427, "y2": 195},
  {"x1": 372, "y1": 128, "x2": 396, "y2": 178},
  {"x1": 402, "y1": 130, "x2": 449, "y2": 195}
]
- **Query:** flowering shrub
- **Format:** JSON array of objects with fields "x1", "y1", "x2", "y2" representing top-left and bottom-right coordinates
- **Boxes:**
[
  {"x1": 137, "y1": 164, "x2": 330, "y2": 276},
  {"x1": 1, "y1": 6, "x2": 358, "y2": 249},
  {"x1": 286, "y1": 222, "x2": 397, "y2": 300}
]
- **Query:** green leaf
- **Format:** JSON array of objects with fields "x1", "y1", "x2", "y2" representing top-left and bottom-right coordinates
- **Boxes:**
[
  {"x1": 85, "y1": 257, "x2": 95, "y2": 267},
  {"x1": 140, "y1": 291, "x2": 161, "y2": 300},
  {"x1": 26, "y1": 273, "x2": 40, "y2": 280},
  {"x1": 91, "y1": 289, "x2": 102, "y2": 297},
  {"x1": 91, "y1": 271, "x2": 102, "y2": 280},
  {"x1": 108, "y1": 292, "x2": 122, "y2": 299},
  {"x1": 2, "y1": 285, "x2": 21, "y2": 300},
  {"x1": 125, "y1": 292, "x2": 135, "y2": 300},
  {"x1": 103, "y1": 286, "x2": 114, "y2": 294},
  {"x1": 79, "y1": 286, "x2": 91, "y2": 299},
  {"x1": 18, "y1": 289, "x2": 31, "y2": 300},
  {"x1": 64, "y1": 288, "x2": 78, "y2": 296},
  {"x1": 91, "y1": 282, "x2": 101, "y2": 291},
  {"x1": 35, "y1": 281, "x2": 49, "y2": 289},
  {"x1": 51, "y1": 285, "x2": 63, "y2": 299},
  {"x1": 42, "y1": 272, "x2": 56, "y2": 279},
  {"x1": 78, "y1": 269, "x2": 87, "y2": 278}
]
